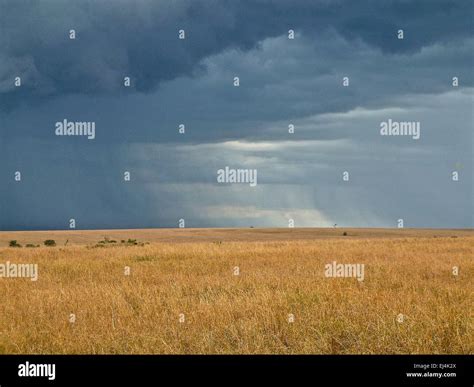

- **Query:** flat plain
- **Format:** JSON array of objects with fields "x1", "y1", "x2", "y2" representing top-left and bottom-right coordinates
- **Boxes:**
[{"x1": 0, "y1": 228, "x2": 472, "y2": 354}]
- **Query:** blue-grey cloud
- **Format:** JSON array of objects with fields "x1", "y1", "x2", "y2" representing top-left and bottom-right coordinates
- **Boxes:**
[
  {"x1": 0, "y1": 0, "x2": 472, "y2": 231},
  {"x1": 1, "y1": 0, "x2": 472, "y2": 108}
]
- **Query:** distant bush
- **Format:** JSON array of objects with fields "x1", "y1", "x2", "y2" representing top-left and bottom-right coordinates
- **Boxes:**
[
  {"x1": 343, "y1": 232, "x2": 348, "y2": 236},
  {"x1": 26, "y1": 244, "x2": 39, "y2": 248},
  {"x1": 95, "y1": 238, "x2": 146, "y2": 248},
  {"x1": 9, "y1": 240, "x2": 21, "y2": 248},
  {"x1": 97, "y1": 237, "x2": 118, "y2": 246},
  {"x1": 44, "y1": 240, "x2": 56, "y2": 246}
]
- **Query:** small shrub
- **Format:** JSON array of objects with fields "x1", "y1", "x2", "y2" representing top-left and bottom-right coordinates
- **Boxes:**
[
  {"x1": 97, "y1": 237, "x2": 118, "y2": 245},
  {"x1": 44, "y1": 240, "x2": 56, "y2": 247},
  {"x1": 343, "y1": 232, "x2": 348, "y2": 236},
  {"x1": 9, "y1": 240, "x2": 21, "y2": 248}
]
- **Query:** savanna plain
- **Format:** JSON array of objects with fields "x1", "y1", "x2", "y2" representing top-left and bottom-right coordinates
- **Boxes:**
[{"x1": 0, "y1": 228, "x2": 472, "y2": 354}]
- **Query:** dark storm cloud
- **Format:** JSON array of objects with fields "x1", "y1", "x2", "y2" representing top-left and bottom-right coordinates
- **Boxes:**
[
  {"x1": 0, "y1": 0, "x2": 472, "y2": 109},
  {"x1": 0, "y1": 0, "x2": 472, "y2": 231},
  {"x1": 2, "y1": 31, "x2": 473, "y2": 145}
]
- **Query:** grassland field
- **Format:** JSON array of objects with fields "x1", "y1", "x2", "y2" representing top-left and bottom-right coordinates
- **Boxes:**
[{"x1": 0, "y1": 228, "x2": 472, "y2": 354}]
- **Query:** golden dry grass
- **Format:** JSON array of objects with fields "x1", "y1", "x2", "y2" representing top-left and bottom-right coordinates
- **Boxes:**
[
  {"x1": 2, "y1": 227, "x2": 473, "y2": 246},
  {"x1": 0, "y1": 229, "x2": 472, "y2": 354}
]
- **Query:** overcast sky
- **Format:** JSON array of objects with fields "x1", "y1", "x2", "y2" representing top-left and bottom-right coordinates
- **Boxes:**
[{"x1": 0, "y1": 0, "x2": 472, "y2": 230}]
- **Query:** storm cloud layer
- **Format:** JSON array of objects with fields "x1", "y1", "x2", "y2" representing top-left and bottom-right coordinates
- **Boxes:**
[{"x1": 0, "y1": 0, "x2": 472, "y2": 230}]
